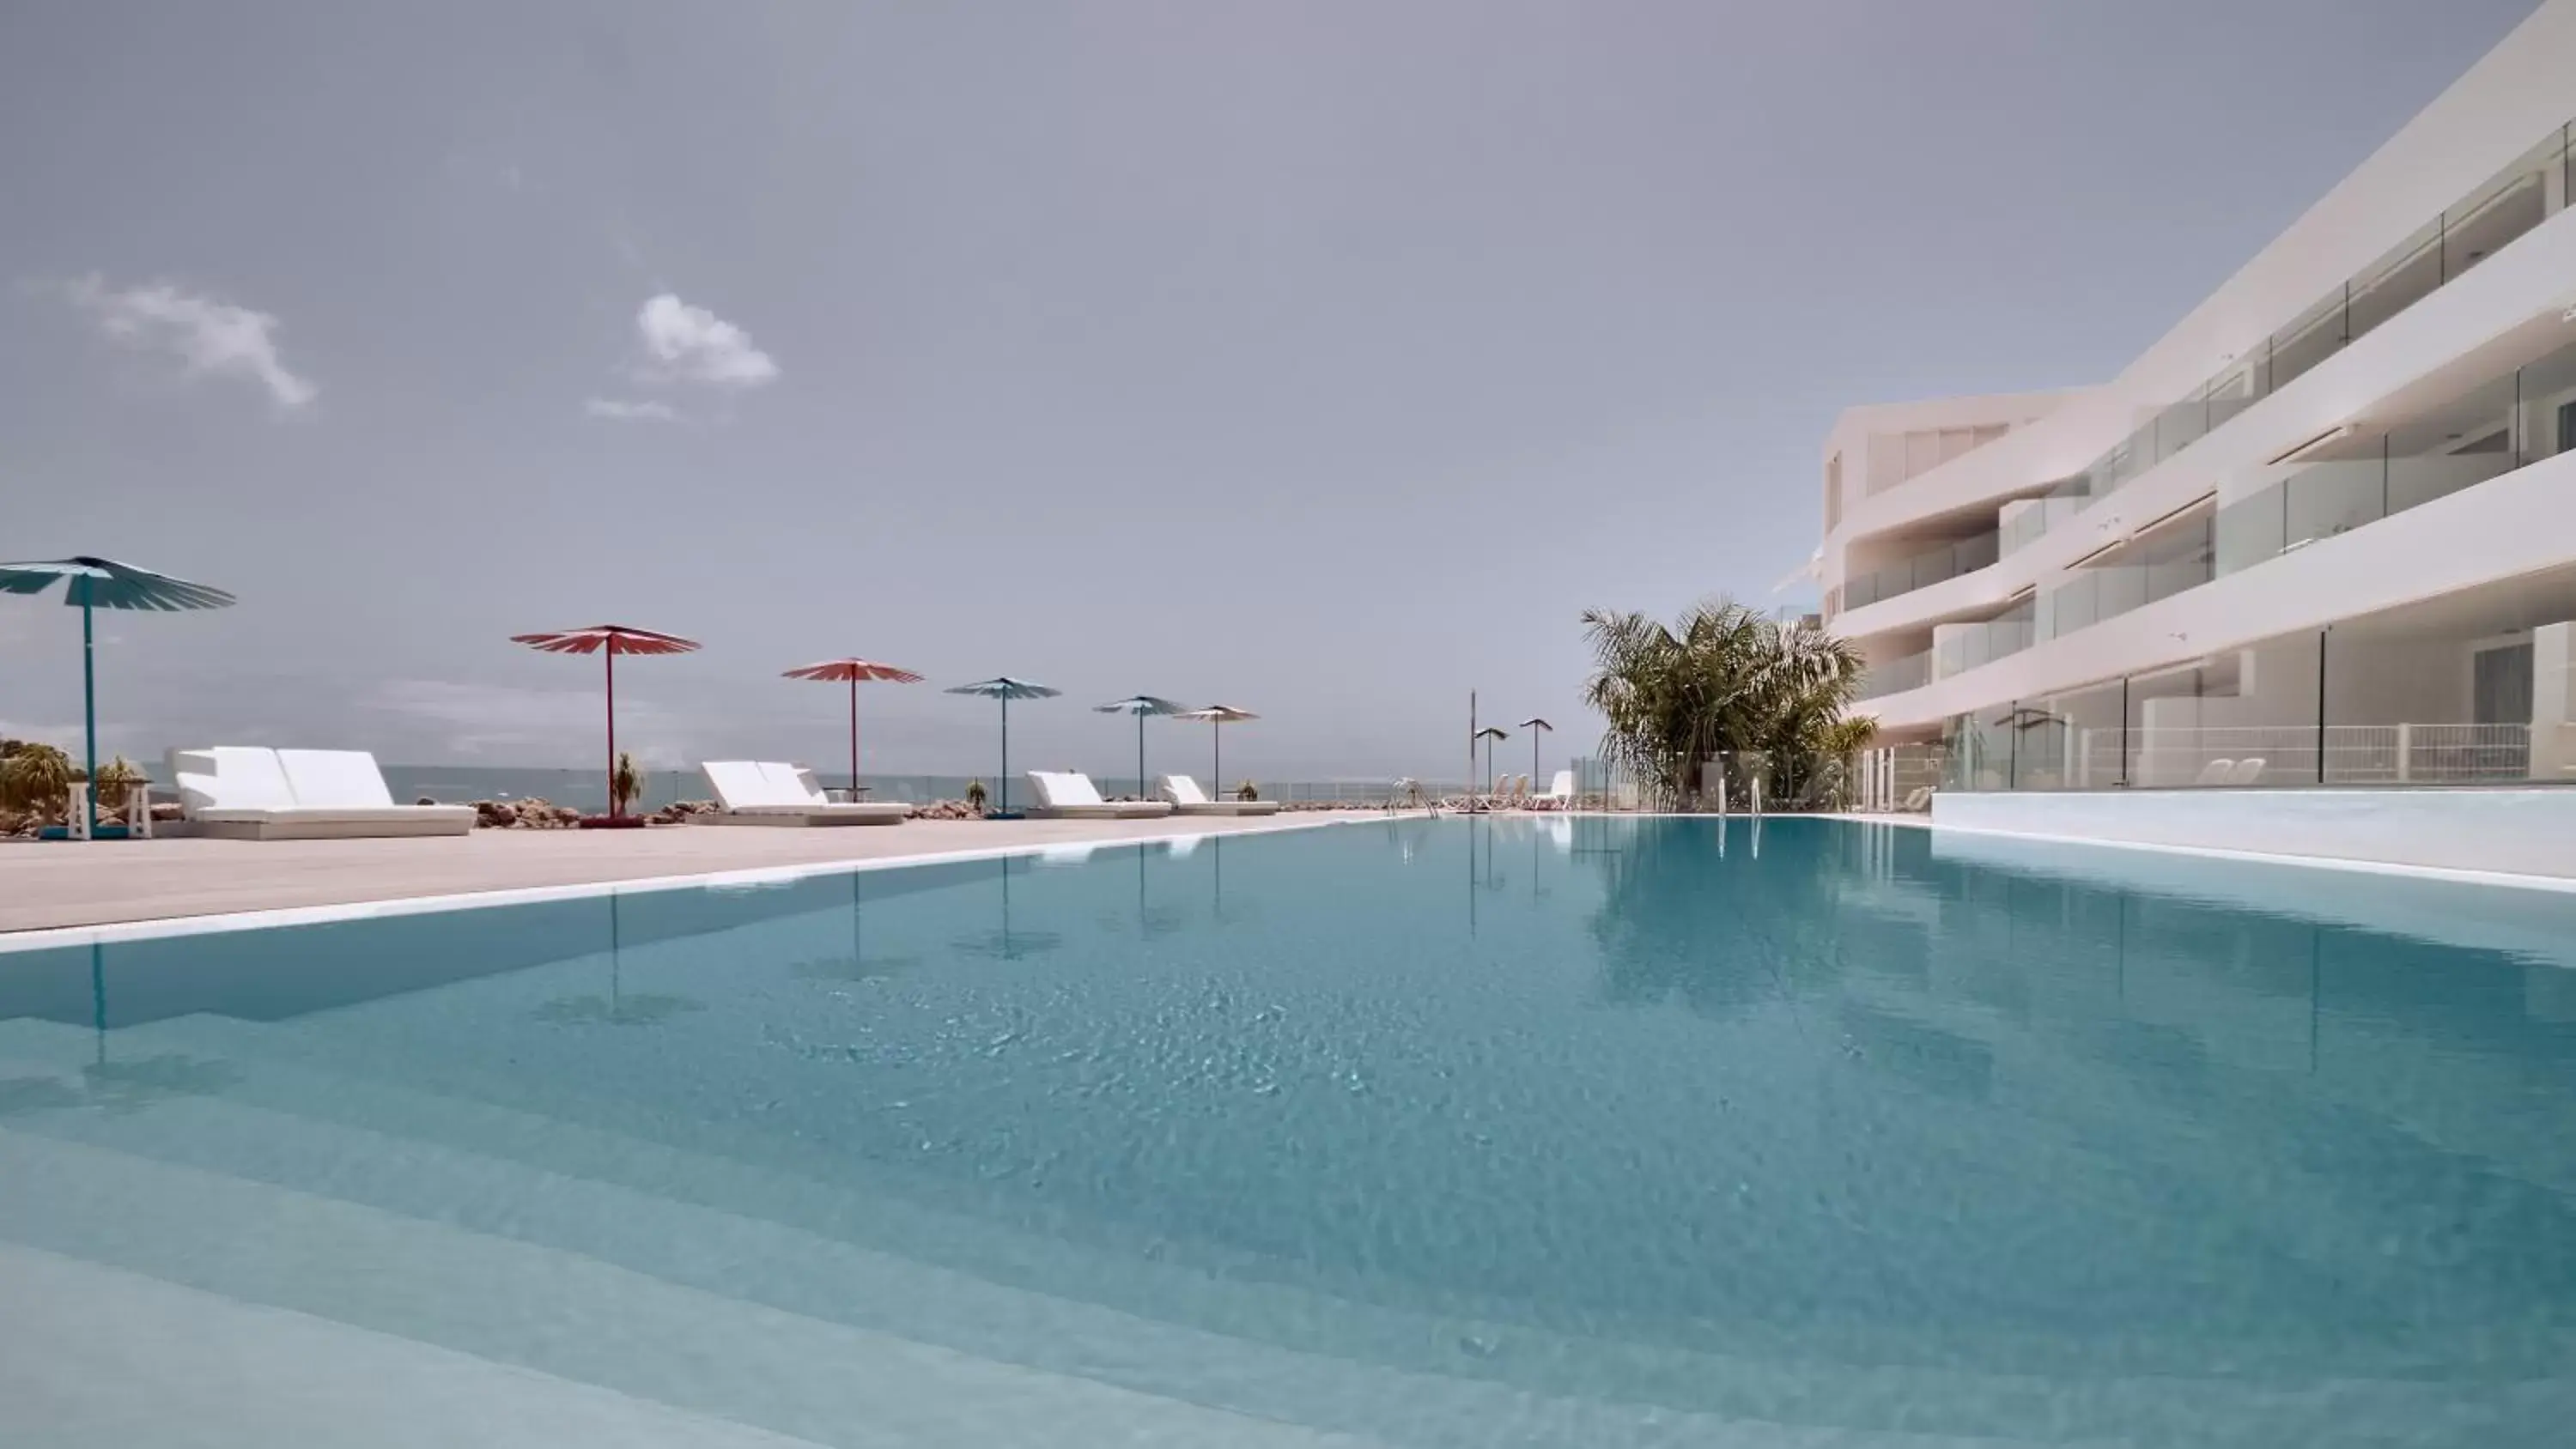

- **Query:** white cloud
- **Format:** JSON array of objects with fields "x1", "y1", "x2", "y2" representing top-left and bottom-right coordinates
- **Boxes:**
[
  {"x1": 61, "y1": 274, "x2": 318, "y2": 407},
  {"x1": 633, "y1": 292, "x2": 777, "y2": 390},
  {"x1": 583, "y1": 397, "x2": 679, "y2": 422}
]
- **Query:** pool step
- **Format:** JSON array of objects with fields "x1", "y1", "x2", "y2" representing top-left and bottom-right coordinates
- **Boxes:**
[
  {"x1": 0, "y1": 1129, "x2": 1396, "y2": 1449},
  {"x1": 1, "y1": 1017, "x2": 2184, "y2": 1446},
  {"x1": 3, "y1": 1045, "x2": 2562, "y2": 1449},
  {"x1": 0, "y1": 1241, "x2": 835, "y2": 1449},
  {"x1": 0, "y1": 1097, "x2": 2148, "y2": 1449},
  {"x1": 18, "y1": 1014, "x2": 2038, "y2": 1440}
]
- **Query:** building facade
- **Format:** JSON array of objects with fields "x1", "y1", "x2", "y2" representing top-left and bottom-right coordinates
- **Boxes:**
[{"x1": 1823, "y1": 0, "x2": 2576, "y2": 796}]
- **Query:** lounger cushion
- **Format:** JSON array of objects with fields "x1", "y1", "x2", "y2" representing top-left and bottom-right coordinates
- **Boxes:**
[
  {"x1": 276, "y1": 749, "x2": 398, "y2": 809},
  {"x1": 169, "y1": 747, "x2": 298, "y2": 813},
  {"x1": 1027, "y1": 772, "x2": 1172, "y2": 815},
  {"x1": 167, "y1": 745, "x2": 472, "y2": 833},
  {"x1": 1042, "y1": 771, "x2": 1108, "y2": 807},
  {"x1": 1160, "y1": 774, "x2": 1212, "y2": 806},
  {"x1": 762, "y1": 761, "x2": 832, "y2": 807},
  {"x1": 702, "y1": 761, "x2": 783, "y2": 810}
]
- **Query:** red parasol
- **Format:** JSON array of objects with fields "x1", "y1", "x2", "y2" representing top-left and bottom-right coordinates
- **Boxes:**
[
  {"x1": 782, "y1": 658, "x2": 924, "y2": 799},
  {"x1": 510, "y1": 624, "x2": 701, "y2": 820}
]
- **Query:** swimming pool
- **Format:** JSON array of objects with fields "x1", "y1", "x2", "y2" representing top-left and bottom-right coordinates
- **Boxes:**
[{"x1": 3, "y1": 817, "x2": 2574, "y2": 1445}]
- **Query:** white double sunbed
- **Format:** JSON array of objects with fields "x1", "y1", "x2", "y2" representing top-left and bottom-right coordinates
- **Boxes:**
[
  {"x1": 1157, "y1": 774, "x2": 1280, "y2": 816},
  {"x1": 696, "y1": 761, "x2": 913, "y2": 826},
  {"x1": 167, "y1": 748, "x2": 477, "y2": 840},
  {"x1": 1024, "y1": 772, "x2": 1173, "y2": 819}
]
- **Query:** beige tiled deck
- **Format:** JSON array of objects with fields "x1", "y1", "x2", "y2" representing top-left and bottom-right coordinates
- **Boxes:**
[{"x1": 0, "y1": 812, "x2": 1371, "y2": 935}]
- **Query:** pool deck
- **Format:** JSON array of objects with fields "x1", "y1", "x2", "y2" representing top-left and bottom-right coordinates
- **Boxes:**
[{"x1": 0, "y1": 812, "x2": 1376, "y2": 936}]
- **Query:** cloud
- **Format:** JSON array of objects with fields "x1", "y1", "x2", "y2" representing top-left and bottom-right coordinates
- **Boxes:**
[
  {"x1": 583, "y1": 397, "x2": 679, "y2": 422},
  {"x1": 632, "y1": 293, "x2": 777, "y2": 390},
  {"x1": 60, "y1": 274, "x2": 318, "y2": 407}
]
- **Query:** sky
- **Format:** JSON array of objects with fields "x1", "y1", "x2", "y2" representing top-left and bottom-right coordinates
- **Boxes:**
[{"x1": 0, "y1": 0, "x2": 2543, "y2": 783}]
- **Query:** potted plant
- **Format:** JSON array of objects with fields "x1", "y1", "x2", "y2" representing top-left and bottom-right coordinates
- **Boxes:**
[
  {"x1": 611, "y1": 751, "x2": 644, "y2": 818},
  {"x1": 963, "y1": 779, "x2": 988, "y2": 815},
  {"x1": 1234, "y1": 779, "x2": 1260, "y2": 802},
  {"x1": 93, "y1": 755, "x2": 146, "y2": 819}
]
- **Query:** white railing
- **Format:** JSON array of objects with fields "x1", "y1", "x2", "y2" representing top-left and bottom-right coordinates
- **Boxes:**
[{"x1": 1852, "y1": 745, "x2": 1947, "y2": 811}]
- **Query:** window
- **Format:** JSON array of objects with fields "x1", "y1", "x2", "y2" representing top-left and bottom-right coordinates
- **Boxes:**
[{"x1": 2474, "y1": 642, "x2": 2535, "y2": 726}]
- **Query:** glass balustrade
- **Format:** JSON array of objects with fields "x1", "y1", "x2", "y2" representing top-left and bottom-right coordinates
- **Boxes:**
[
  {"x1": 1858, "y1": 649, "x2": 1934, "y2": 700},
  {"x1": 2216, "y1": 336, "x2": 2576, "y2": 578},
  {"x1": 1933, "y1": 601, "x2": 2037, "y2": 680},
  {"x1": 2037, "y1": 509, "x2": 2215, "y2": 641},
  {"x1": 2030, "y1": 120, "x2": 2571, "y2": 549},
  {"x1": 1838, "y1": 530, "x2": 2001, "y2": 613}
]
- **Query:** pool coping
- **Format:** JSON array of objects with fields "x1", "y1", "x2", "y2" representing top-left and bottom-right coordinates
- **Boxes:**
[
  {"x1": 0, "y1": 811, "x2": 1410, "y2": 956},
  {"x1": 27, "y1": 808, "x2": 2555, "y2": 958},
  {"x1": 1925, "y1": 820, "x2": 2576, "y2": 896}
]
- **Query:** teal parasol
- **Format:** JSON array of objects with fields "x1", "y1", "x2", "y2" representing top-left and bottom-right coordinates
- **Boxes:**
[
  {"x1": 1092, "y1": 694, "x2": 1186, "y2": 800},
  {"x1": 0, "y1": 555, "x2": 236, "y2": 838},
  {"x1": 944, "y1": 676, "x2": 1060, "y2": 817},
  {"x1": 1175, "y1": 704, "x2": 1258, "y2": 798}
]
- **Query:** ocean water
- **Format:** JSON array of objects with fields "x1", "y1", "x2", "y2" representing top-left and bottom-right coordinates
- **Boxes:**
[{"x1": 3, "y1": 816, "x2": 2574, "y2": 1445}]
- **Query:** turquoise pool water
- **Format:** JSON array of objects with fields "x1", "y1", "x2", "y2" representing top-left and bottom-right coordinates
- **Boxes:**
[{"x1": 3, "y1": 817, "x2": 2575, "y2": 1445}]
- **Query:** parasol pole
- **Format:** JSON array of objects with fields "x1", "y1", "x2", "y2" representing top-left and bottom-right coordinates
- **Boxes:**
[
  {"x1": 999, "y1": 694, "x2": 1011, "y2": 816},
  {"x1": 605, "y1": 646, "x2": 618, "y2": 818},
  {"x1": 81, "y1": 590, "x2": 98, "y2": 837},
  {"x1": 1137, "y1": 712, "x2": 1147, "y2": 801},
  {"x1": 849, "y1": 675, "x2": 860, "y2": 797}
]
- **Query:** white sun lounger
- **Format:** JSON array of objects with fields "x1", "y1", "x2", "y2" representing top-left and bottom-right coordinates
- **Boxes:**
[
  {"x1": 2191, "y1": 758, "x2": 2237, "y2": 786},
  {"x1": 1025, "y1": 771, "x2": 1172, "y2": 819},
  {"x1": 1158, "y1": 773, "x2": 1281, "y2": 816},
  {"x1": 1532, "y1": 769, "x2": 1577, "y2": 809},
  {"x1": 167, "y1": 747, "x2": 477, "y2": 840},
  {"x1": 695, "y1": 761, "x2": 913, "y2": 826}
]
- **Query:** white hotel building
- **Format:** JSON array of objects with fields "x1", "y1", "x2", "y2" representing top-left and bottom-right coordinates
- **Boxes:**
[{"x1": 1823, "y1": 0, "x2": 2576, "y2": 808}]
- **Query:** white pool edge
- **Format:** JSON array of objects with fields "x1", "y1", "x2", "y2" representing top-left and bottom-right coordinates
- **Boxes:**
[
  {"x1": 0, "y1": 811, "x2": 1407, "y2": 955},
  {"x1": 21, "y1": 809, "x2": 2560, "y2": 957},
  {"x1": 1928, "y1": 821, "x2": 2576, "y2": 895}
]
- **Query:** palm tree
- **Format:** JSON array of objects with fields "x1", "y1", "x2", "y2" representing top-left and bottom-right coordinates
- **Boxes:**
[
  {"x1": 1579, "y1": 597, "x2": 1873, "y2": 810},
  {"x1": 0, "y1": 742, "x2": 76, "y2": 822}
]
